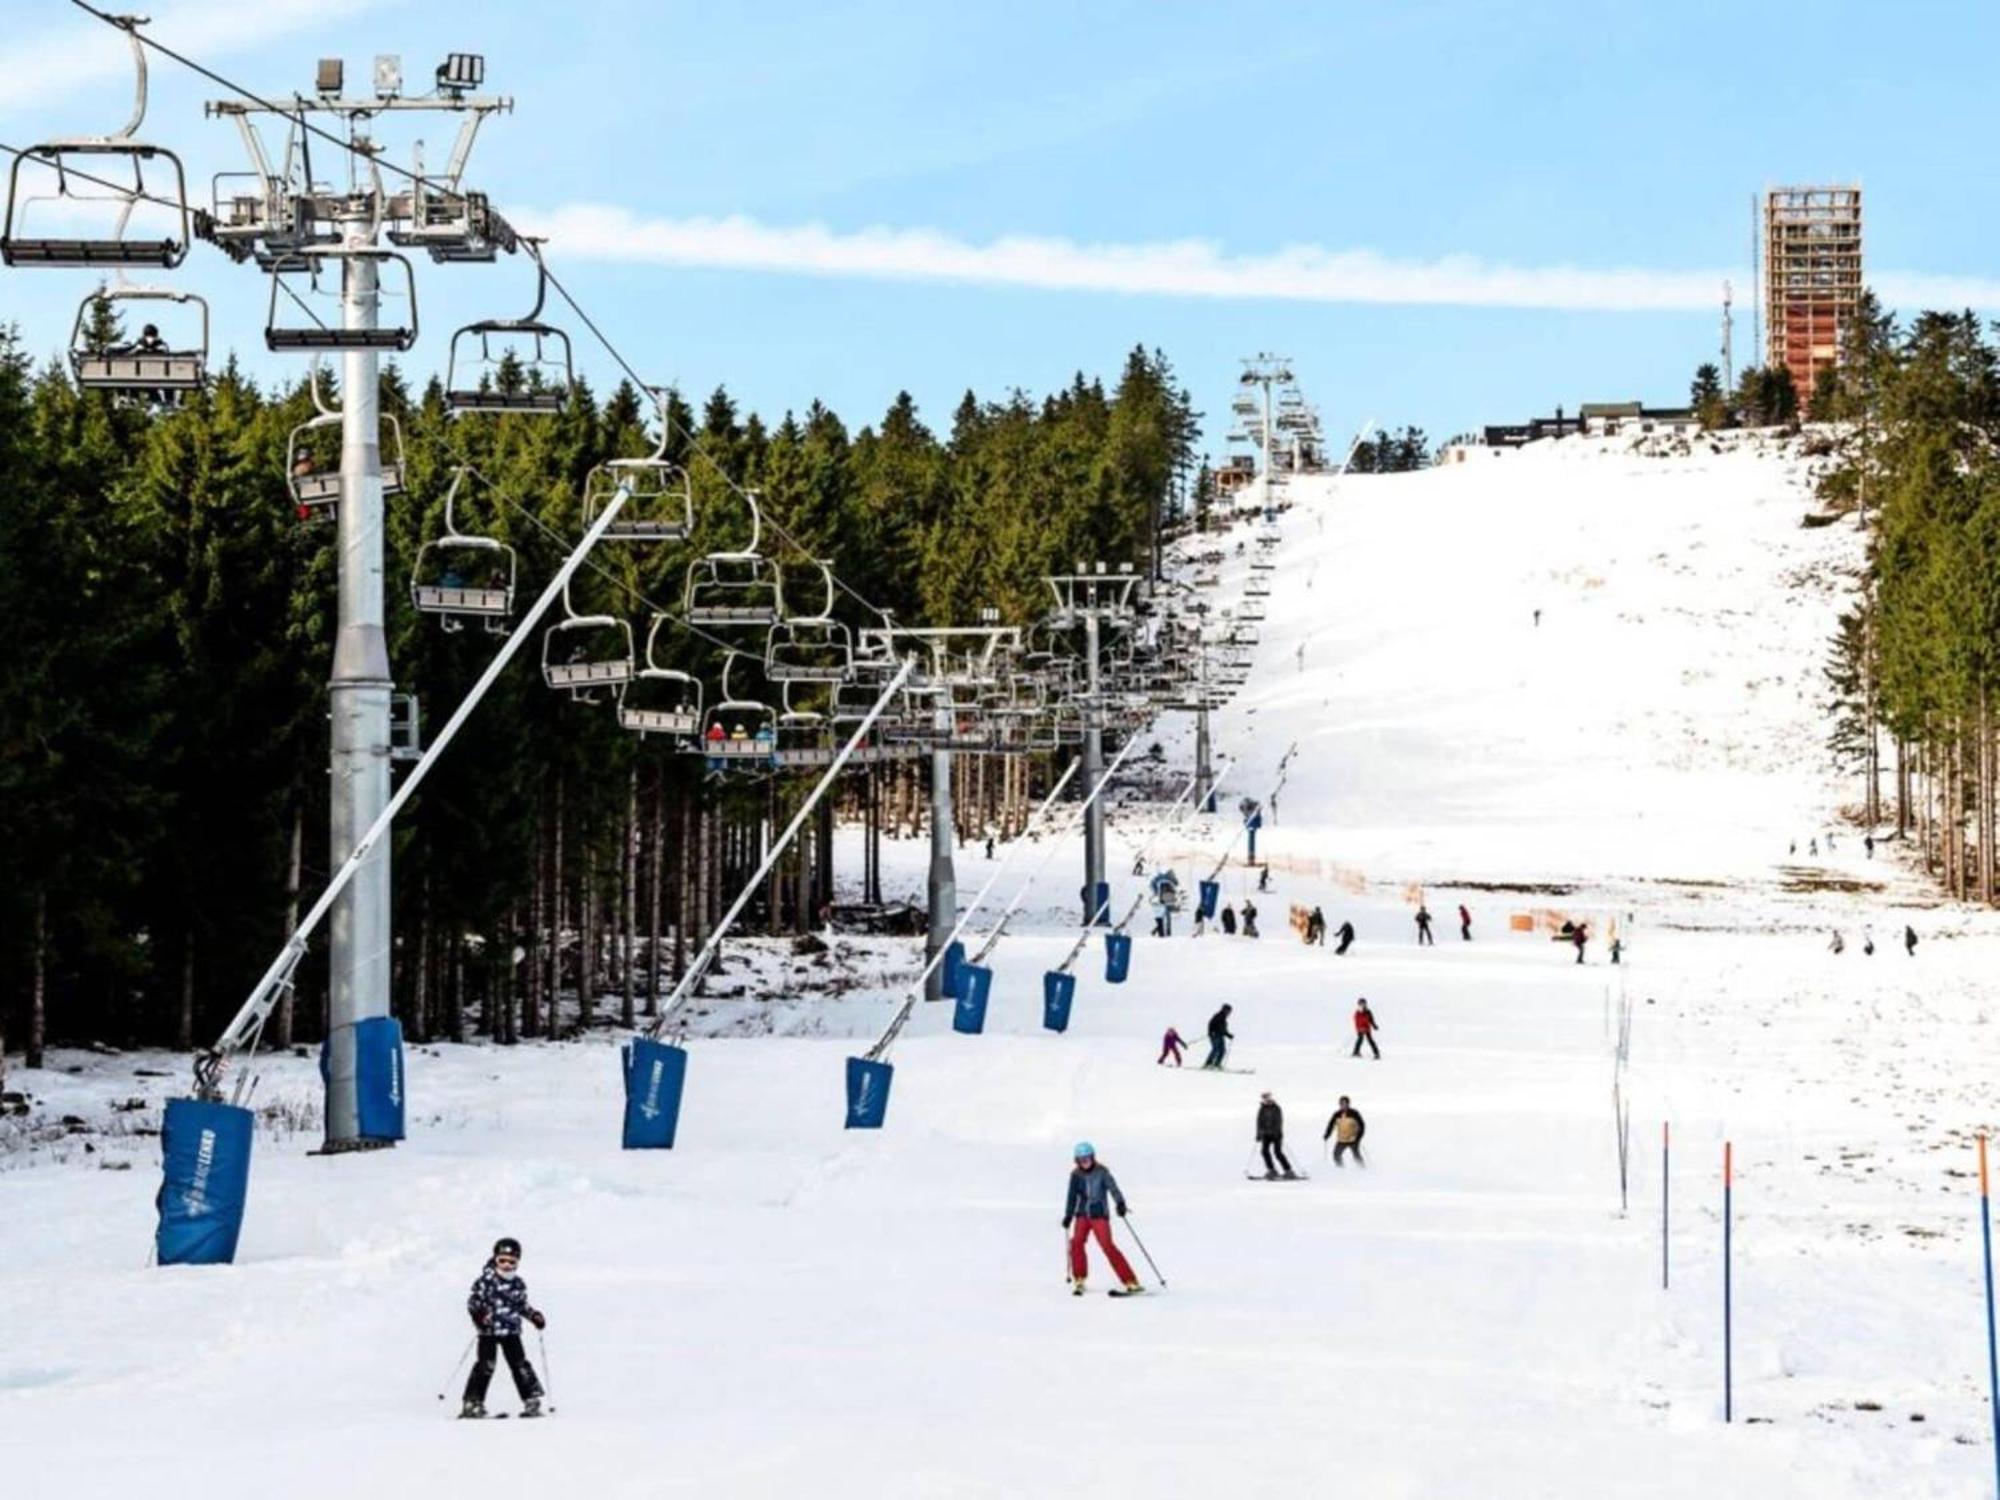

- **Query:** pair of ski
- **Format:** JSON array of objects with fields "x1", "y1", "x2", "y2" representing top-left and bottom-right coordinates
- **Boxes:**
[
  {"x1": 1074, "y1": 1284, "x2": 1150, "y2": 1299},
  {"x1": 1245, "y1": 1172, "x2": 1310, "y2": 1182}
]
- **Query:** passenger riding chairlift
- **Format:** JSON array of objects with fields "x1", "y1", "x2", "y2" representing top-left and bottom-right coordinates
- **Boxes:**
[
  {"x1": 266, "y1": 245, "x2": 420, "y2": 352},
  {"x1": 684, "y1": 490, "x2": 784, "y2": 627},
  {"x1": 616, "y1": 614, "x2": 703, "y2": 738},
  {"x1": 443, "y1": 244, "x2": 573, "y2": 414},
  {"x1": 583, "y1": 391, "x2": 692, "y2": 540},
  {"x1": 69, "y1": 282, "x2": 208, "y2": 403},
  {"x1": 696, "y1": 652, "x2": 778, "y2": 769},
  {"x1": 540, "y1": 578, "x2": 634, "y2": 698},
  {"x1": 410, "y1": 466, "x2": 516, "y2": 630},
  {"x1": 1, "y1": 17, "x2": 191, "y2": 269},
  {"x1": 285, "y1": 360, "x2": 406, "y2": 522}
]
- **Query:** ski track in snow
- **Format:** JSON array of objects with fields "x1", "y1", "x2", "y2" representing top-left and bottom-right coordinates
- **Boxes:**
[{"x1": 5, "y1": 430, "x2": 1998, "y2": 1498}]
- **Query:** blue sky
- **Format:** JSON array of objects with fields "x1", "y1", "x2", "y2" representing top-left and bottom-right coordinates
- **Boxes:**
[{"x1": 3, "y1": 0, "x2": 1997, "y2": 454}]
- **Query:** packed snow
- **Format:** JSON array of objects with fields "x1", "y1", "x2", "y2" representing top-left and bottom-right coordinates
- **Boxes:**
[{"x1": 5, "y1": 430, "x2": 1997, "y2": 1498}]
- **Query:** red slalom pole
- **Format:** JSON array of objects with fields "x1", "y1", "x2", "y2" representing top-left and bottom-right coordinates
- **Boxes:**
[
  {"x1": 1980, "y1": 1135, "x2": 1998, "y2": 1499},
  {"x1": 1662, "y1": 1121, "x2": 1671, "y2": 1290},
  {"x1": 1723, "y1": 1140, "x2": 1734, "y2": 1424}
]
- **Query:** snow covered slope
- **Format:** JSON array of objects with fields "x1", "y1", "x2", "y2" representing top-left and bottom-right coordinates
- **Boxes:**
[{"x1": 6, "y1": 431, "x2": 1997, "y2": 1500}]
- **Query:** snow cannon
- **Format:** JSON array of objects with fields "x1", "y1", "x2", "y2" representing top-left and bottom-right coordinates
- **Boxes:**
[
  {"x1": 940, "y1": 939, "x2": 967, "y2": 1000},
  {"x1": 620, "y1": 1035, "x2": 688, "y2": 1149},
  {"x1": 317, "y1": 1016, "x2": 407, "y2": 1142},
  {"x1": 155, "y1": 1096, "x2": 255, "y2": 1266},
  {"x1": 1103, "y1": 932, "x2": 1133, "y2": 984},
  {"x1": 844, "y1": 1056, "x2": 893, "y2": 1129},
  {"x1": 1197, "y1": 880, "x2": 1221, "y2": 921},
  {"x1": 953, "y1": 963, "x2": 993, "y2": 1034},
  {"x1": 1042, "y1": 970, "x2": 1076, "y2": 1033}
]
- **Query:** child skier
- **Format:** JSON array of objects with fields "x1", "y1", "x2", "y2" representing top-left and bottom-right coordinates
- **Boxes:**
[
  {"x1": 1063, "y1": 1143, "x2": 1142, "y2": 1295},
  {"x1": 1220, "y1": 903, "x2": 1238, "y2": 936},
  {"x1": 1158, "y1": 1026, "x2": 1187, "y2": 1067},
  {"x1": 461, "y1": 1237, "x2": 547, "y2": 1419},
  {"x1": 1458, "y1": 903, "x2": 1472, "y2": 941},
  {"x1": 1351, "y1": 998, "x2": 1380, "y2": 1060}
]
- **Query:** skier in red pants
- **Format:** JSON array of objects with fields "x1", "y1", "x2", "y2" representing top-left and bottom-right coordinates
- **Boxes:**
[{"x1": 1063, "y1": 1142, "x2": 1142, "y2": 1295}]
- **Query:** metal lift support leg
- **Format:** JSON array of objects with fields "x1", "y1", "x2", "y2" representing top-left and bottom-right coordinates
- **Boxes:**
[
  {"x1": 197, "y1": 488, "x2": 635, "y2": 1098},
  {"x1": 925, "y1": 708, "x2": 956, "y2": 1003},
  {"x1": 1082, "y1": 611, "x2": 1105, "y2": 922}
]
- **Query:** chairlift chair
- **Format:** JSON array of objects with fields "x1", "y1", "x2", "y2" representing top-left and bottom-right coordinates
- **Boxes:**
[
  {"x1": 696, "y1": 654, "x2": 778, "y2": 769},
  {"x1": 266, "y1": 248, "x2": 420, "y2": 352},
  {"x1": 285, "y1": 383, "x2": 407, "y2": 521},
  {"x1": 541, "y1": 580, "x2": 634, "y2": 697},
  {"x1": 617, "y1": 615, "x2": 703, "y2": 737},
  {"x1": 444, "y1": 252, "x2": 573, "y2": 414},
  {"x1": 764, "y1": 618, "x2": 853, "y2": 684},
  {"x1": 69, "y1": 285, "x2": 207, "y2": 401},
  {"x1": 584, "y1": 397, "x2": 693, "y2": 540},
  {"x1": 2, "y1": 21, "x2": 191, "y2": 269},
  {"x1": 773, "y1": 683, "x2": 839, "y2": 770},
  {"x1": 683, "y1": 489, "x2": 784, "y2": 627},
  {"x1": 411, "y1": 467, "x2": 515, "y2": 630}
]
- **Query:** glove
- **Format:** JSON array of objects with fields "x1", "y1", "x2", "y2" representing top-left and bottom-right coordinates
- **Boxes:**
[
  {"x1": 471, "y1": 1310, "x2": 488, "y2": 1330},
  {"x1": 528, "y1": 1310, "x2": 546, "y2": 1330},
  {"x1": 1061, "y1": 1218, "x2": 1072, "y2": 1230},
  {"x1": 1116, "y1": 1204, "x2": 1128, "y2": 1218}
]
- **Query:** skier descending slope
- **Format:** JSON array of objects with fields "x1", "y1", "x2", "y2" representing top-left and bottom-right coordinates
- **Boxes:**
[
  {"x1": 1063, "y1": 1144, "x2": 1142, "y2": 1296},
  {"x1": 1254, "y1": 1093, "x2": 1299, "y2": 1179},
  {"x1": 1351, "y1": 999, "x2": 1381, "y2": 1060},
  {"x1": 1324, "y1": 1096, "x2": 1366, "y2": 1167},
  {"x1": 1202, "y1": 1004, "x2": 1235, "y2": 1069},
  {"x1": 461, "y1": 1238, "x2": 548, "y2": 1419}
]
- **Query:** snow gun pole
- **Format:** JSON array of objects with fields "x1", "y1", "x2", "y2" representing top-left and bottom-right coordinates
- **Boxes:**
[
  {"x1": 1981, "y1": 1134, "x2": 1999, "y2": 1499},
  {"x1": 1662, "y1": 1121, "x2": 1671, "y2": 1290},
  {"x1": 196, "y1": 485, "x2": 634, "y2": 1102},
  {"x1": 939, "y1": 758, "x2": 1081, "y2": 964},
  {"x1": 967, "y1": 734, "x2": 1143, "y2": 967},
  {"x1": 1723, "y1": 1140, "x2": 1734, "y2": 1423},
  {"x1": 868, "y1": 737, "x2": 1133, "y2": 1060},
  {"x1": 1060, "y1": 754, "x2": 1234, "y2": 974},
  {"x1": 647, "y1": 658, "x2": 915, "y2": 1040},
  {"x1": 1202, "y1": 742, "x2": 1299, "y2": 886}
]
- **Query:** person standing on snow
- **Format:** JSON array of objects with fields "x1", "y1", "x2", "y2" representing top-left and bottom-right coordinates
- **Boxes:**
[
  {"x1": 1258, "y1": 866, "x2": 1272, "y2": 893},
  {"x1": 1203, "y1": 1004, "x2": 1235, "y2": 1069},
  {"x1": 1570, "y1": 923, "x2": 1588, "y2": 965},
  {"x1": 1306, "y1": 906, "x2": 1327, "y2": 946},
  {"x1": 1323, "y1": 1096, "x2": 1367, "y2": 1167},
  {"x1": 461, "y1": 1237, "x2": 547, "y2": 1419},
  {"x1": 1904, "y1": 925, "x2": 1919, "y2": 957},
  {"x1": 1415, "y1": 905, "x2": 1434, "y2": 946},
  {"x1": 1220, "y1": 903, "x2": 1238, "y2": 936},
  {"x1": 1063, "y1": 1143, "x2": 1142, "y2": 1295},
  {"x1": 1241, "y1": 900, "x2": 1260, "y2": 938},
  {"x1": 1351, "y1": 998, "x2": 1381, "y2": 1060},
  {"x1": 1862, "y1": 926, "x2": 1875, "y2": 957},
  {"x1": 1458, "y1": 903, "x2": 1472, "y2": 941},
  {"x1": 1334, "y1": 918, "x2": 1356, "y2": 956},
  {"x1": 1828, "y1": 929, "x2": 1845, "y2": 956},
  {"x1": 1158, "y1": 1026, "x2": 1187, "y2": 1067},
  {"x1": 1255, "y1": 1092, "x2": 1297, "y2": 1179}
]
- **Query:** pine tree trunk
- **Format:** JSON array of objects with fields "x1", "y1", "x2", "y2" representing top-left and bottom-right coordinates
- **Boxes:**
[
  {"x1": 580, "y1": 836, "x2": 597, "y2": 1032},
  {"x1": 647, "y1": 768, "x2": 665, "y2": 1016},
  {"x1": 673, "y1": 787, "x2": 690, "y2": 983},
  {"x1": 447, "y1": 937, "x2": 465, "y2": 1044},
  {"x1": 27, "y1": 889, "x2": 47, "y2": 1069},
  {"x1": 414, "y1": 887, "x2": 432, "y2": 1044},
  {"x1": 177, "y1": 930, "x2": 195, "y2": 1052},
  {"x1": 550, "y1": 777, "x2": 567, "y2": 1034}
]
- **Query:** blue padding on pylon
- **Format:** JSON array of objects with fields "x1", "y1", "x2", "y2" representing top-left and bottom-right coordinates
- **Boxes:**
[
  {"x1": 1103, "y1": 932, "x2": 1133, "y2": 984},
  {"x1": 941, "y1": 940, "x2": 966, "y2": 999},
  {"x1": 845, "y1": 1057, "x2": 893, "y2": 1129},
  {"x1": 353, "y1": 1016, "x2": 406, "y2": 1141},
  {"x1": 1042, "y1": 971, "x2": 1076, "y2": 1033},
  {"x1": 155, "y1": 1097, "x2": 254, "y2": 1266},
  {"x1": 1197, "y1": 880, "x2": 1220, "y2": 920},
  {"x1": 953, "y1": 963, "x2": 993, "y2": 1034},
  {"x1": 1086, "y1": 881, "x2": 1112, "y2": 926},
  {"x1": 621, "y1": 1036, "x2": 688, "y2": 1149}
]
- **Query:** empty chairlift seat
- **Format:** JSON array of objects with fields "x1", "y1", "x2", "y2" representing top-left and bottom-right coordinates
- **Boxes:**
[{"x1": 266, "y1": 248, "x2": 420, "y2": 353}]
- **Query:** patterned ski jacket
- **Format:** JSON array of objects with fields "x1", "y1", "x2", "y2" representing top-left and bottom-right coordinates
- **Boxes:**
[
  {"x1": 1065, "y1": 1163, "x2": 1128, "y2": 1222},
  {"x1": 467, "y1": 1260, "x2": 538, "y2": 1337}
]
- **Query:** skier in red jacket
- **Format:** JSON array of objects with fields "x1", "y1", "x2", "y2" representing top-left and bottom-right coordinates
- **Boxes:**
[{"x1": 1351, "y1": 998, "x2": 1380, "y2": 1059}]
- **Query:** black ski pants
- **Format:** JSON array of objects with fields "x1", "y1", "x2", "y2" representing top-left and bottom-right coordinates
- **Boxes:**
[
  {"x1": 1416, "y1": 924, "x2": 1433, "y2": 946},
  {"x1": 1259, "y1": 1139, "x2": 1294, "y2": 1176},
  {"x1": 1335, "y1": 935, "x2": 1353, "y2": 955},
  {"x1": 1352, "y1": 1031, "x2": 1380, "y2": 1059},
  {"x1": 465, "y1": 1333, "x2": 543, "y2": 1405},
  {"x1": 1332, "y1": 1140, "x2": 1365, "y2": 1168}
]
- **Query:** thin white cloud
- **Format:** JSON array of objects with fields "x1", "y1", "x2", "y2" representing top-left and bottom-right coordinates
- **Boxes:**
[
  {"x1": 525, "y1": 203, "x2": 2000, "y2": 313},
  {"x1": 0, "y1": 0, "x2": 391, "y2": 117}
]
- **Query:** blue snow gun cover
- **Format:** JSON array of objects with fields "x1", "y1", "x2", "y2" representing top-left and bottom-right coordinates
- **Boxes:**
[
  {"x1": 155, "y1": 1096, "x2": 255, "y2": 1266},
  {"x1": 1197, "y1": 879, "x2": 1221, "y2": 920},
  {"x1": 1042, "y1": 970, "x2": 1076, "y2": 1033},
  {"x1": 953, "y1": 962, "x2": 993, "y2": 1034},
  {"x1": 353, "y1": 1016, "x2": 406, "y2": 1141},
  {"x1": 1103, "y1": 932, "x2": 1133, "y2": 984},
  {"x1": 845, "y1": 1056, "x2": 893, "y2": 1129},
  {"x1": 941, "y1": 939, "x2": 967, "y2": 1000},
  {"x1": 621, "y1": 1036, "x2": 688, "y2": 1150},
  {"x1": 1084, "y1": 880, "x2": 1111, "y2": 926}
]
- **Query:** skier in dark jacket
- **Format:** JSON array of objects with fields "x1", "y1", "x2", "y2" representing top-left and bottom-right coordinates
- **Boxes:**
[
  {"x1": 1220, "y1": 903, "x2": 1238, "y2": 936},
  {"x1": 461, "y1": 1237, "x2": 546, "y2": 1418},
  {"x1": 1255, "y1": 1092, "x2": 1296, "y2": 1179},
  {"x1": 1306, "y1": 906, "x2": 1326, "y2": 946},
  {"x1": 1203, "y1": 1004, "x2": 1234, "y2": 1069},
  {"x1": 1904, "y1": 924, "x2": 1919, "y2": 956},
  {"x1": 1334, "y1": 919, "x2": 1356, "y2": 956},
  {"x1": 1415, "y1": 905, "x2": 1434, "y2": 945},
  {"x1": 1063, "y1": 1143, "x2": 1140, "y2": 1294},
  {"x1": 1241, "y1": 900, "x2": 1260, "y2": 938},
  {"x1": 1323, "y1": 1096, "x2": 1366, "y2": 1167}
]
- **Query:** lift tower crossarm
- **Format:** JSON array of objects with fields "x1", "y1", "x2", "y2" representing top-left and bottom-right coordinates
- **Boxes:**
[{"x1": 194, "y1": 486, "x2": 633, "y2": 1101}]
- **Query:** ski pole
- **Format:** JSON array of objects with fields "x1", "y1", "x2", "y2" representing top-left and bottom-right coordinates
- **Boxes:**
[
  {"x1": 1121, "y1": 1215, "x2": 1168, "y2": 1289},
  {"x1": 435, "y1": 1336, "x2": 475, "y2": 1402},
  {"x1": 536, "y1": 1327, "x2": 553, "y2": 1407}
]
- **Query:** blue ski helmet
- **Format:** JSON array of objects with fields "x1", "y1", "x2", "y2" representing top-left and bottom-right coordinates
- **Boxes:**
[{"x1": 1073, "y1": 1141, "x2": 1095, "y2": 1160}]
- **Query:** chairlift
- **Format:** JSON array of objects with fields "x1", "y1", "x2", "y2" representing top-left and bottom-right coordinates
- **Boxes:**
[
  {"x1": 773, "y1": 683, "x2": 839, "y2": 770},
  {"x1": 617, "y1": 615, "x2": 703, "y2": 737},
  {"x1": 765, "y1": 617, "x2": 853, "y2": 684},
  {"x1": 696, "y1": 653, "x2": 778, "y2": 769},
  {"x1": 266, "y1": 247, "x2": 420, "y2": 353},
  {"x1": 2, "y1": 19, "x2": 191, "y2": 269},
  {"x1": 541, "y1": 579, "x2": 634, "y2": 697},
  {"x1": 444, "y1": 248, "x2": 572, "y2": 414},
  {"x1": 582, "y1": 392, "x2": 693, "y2": 540},
  {"x1": 69, "y1": 284, "x2": 207, "y2": 401},
  {"x1": 411, "y1": 466, "x2": 515, "y2": 630},
  {"x1": 285, "y1": 364, "x2": 406, "y2": 521},
  {"x1": 684, "y1": 490, "x2": 783, "y2": 627}
]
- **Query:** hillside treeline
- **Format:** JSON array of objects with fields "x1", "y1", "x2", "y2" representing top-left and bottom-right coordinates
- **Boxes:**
[{"x1": 0, "y1": 326, "x2": 1195, "y2": 1064}]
